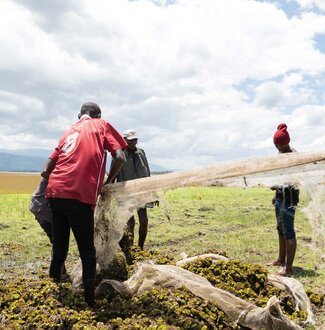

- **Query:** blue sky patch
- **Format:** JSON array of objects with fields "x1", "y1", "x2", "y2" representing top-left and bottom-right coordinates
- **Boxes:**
[{"x1": 314, "y1": 34, "x2": 325, "y2": 53}]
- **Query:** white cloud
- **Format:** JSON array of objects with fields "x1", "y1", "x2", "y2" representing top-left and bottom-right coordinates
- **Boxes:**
[
  {"x1": 254, "y1": 73, "x2": 315, "y2": 108},
  {"x1": 0, "y1": 132, "x2": 56, "y2": 150},
  {"x1": 290, "y1": 104, "x2": 325, "y2": 150},
  {"x1": 0, "y1": 0, "x2": 325, "y2": 170}
]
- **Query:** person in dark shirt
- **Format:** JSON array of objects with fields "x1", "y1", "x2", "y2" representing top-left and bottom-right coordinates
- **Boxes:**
[{"x1": 116, "y1": 129, "x2": 151, "y2": 250}]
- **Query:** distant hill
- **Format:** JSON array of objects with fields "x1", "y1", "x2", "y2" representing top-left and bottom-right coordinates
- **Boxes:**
[
  {"x1": 0, "y1": 152, "x2": 46, "y2": 172},
  {"x1": 0, "y1": 150, "x2": 170, "y2": 173},
  {"x1": 150, "y1": 163, "x2": 170, "y2": 173}
]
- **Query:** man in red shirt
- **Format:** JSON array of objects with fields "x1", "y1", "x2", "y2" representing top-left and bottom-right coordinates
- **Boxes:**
[{"x1": 43, "y1": 102, "x2": 127, "y2": 307}]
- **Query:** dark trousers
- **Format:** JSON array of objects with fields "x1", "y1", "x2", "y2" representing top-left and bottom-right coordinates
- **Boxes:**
[
  {"x1": 127, "y1": 207, "x2": 148, "y2": 250},
  {"x1": 275, "y1": 199, "x2": 296, "y2": 240},
  {"x1": 48, "y1": 198, "x2": 96, "y2": 280}
]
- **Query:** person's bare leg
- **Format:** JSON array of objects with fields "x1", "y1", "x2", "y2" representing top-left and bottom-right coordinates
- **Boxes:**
[
  {"x1": 138, "y1": 208, "x2": 148, "y2": 250},
  {"x1": 268, "y1": 234, "x2": 286, "y2": 266},
  {"x1": 279, "y1": 238, "x2": 296, "y2": 276},
  {"x1": 127, "y1": 216, "x2": 135, "y2": 246}
]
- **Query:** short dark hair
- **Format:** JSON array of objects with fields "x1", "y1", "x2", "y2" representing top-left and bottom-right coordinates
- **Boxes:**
[{"x1": 80, "y1": 102, "x2": 101, "y2": 118}]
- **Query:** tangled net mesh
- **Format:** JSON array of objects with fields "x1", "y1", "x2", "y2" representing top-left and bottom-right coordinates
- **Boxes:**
[
  {"x1": 220, "y1": 160, "x2": 325, "y2": 248},
  {"x1": 72, "y1": 152, "x2": 325, "y2": 329}
]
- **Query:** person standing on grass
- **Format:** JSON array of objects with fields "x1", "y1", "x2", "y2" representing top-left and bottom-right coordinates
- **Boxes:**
[
  {"x1": 43, "y1": 102, "x2": 127, "y2": 308},
  {"x1": 116, "y1": 129, "x2": 151, "y2": 250},
  {"x1": 29, "y1": 149, "x2": 75, "y2": 280},
  {"x1": 269, "y1": 123, "x2": 299, "y2": 277}
]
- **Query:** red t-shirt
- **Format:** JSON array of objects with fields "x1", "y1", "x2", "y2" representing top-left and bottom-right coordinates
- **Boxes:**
[{"x1": 46, "y1": 117, "x2": 127, "y2": 206}]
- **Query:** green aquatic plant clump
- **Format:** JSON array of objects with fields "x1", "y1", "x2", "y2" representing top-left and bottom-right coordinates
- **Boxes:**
[
  {"x1": 182, "y1": 257, "x2": 269, "y2": 300},
  {"x1": 95, "y1": 244, "x2": 176, "y2": 290},
  {"x1": 0, "y1": 277, "x2": 234, "y2": 329},
  {"x1": 0, "y1": 277, "x2": 96, "y2": 329},
  {"x1": 306, "y1": 290, "x2": 325, "y2": 307},
  {"x1": 129, "y1": 245, "x2": 177, "y2": 265},
  {"x1": 96, "y1": 287, "x2": 233, "y2": 329},
  {"x1": 125, "y1": 245, "x2": 177, "y2": 276},
  {"x1": 181, "y1": 257, "x2": 308, "y2": 322}
]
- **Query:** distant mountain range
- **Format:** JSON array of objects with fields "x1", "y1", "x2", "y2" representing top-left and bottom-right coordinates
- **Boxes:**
[
  {"x1": 0, "y1": 152, "x2": 45, "y2": 172},
  {"x1": 0, "y1": 150, "x2": 170, "y2": 173}
]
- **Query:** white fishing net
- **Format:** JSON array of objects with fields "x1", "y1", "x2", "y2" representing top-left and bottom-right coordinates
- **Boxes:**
[
  {"x1": 95, "y1": 259, "x2": 303, "y2": 330},
  {"x1": 217, "y1": 160, "x2": 325, "y2": 248},
  {"x1": 71, "y1": 151, "x2": 325, "y2": 329}
]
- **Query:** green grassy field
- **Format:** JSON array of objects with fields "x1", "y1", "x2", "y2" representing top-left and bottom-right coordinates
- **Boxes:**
[
  {"x1": 0, "y1": 186, "x2": 324, "y2": 328},
  {"x1": 147, "y1": 187, "x2": 325, "y2": 290}
]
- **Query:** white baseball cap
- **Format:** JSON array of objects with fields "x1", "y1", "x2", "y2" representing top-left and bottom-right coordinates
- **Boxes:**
[{"x1": 123, "y1": 129, "x2": 138, "y2": 140}]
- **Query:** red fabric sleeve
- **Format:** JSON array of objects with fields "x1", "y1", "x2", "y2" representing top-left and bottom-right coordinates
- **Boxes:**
[
  {"x1": 49, "y1": 148, "x2": 60, "y2": 162},
  {"x1": 104, "y1": 122, "x2": 128, "y2": 155}
]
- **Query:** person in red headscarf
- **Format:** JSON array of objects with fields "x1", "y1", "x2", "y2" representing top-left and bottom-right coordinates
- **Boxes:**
[
  {"x1": 269, "y1": 123, "x2": 299, "y2": 277},
  {"x1": 273, "y1": 123, "x2": 296, "y2": 153}
]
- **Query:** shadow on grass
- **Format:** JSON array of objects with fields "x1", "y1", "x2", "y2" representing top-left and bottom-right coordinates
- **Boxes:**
[
  {"x1": 293, "y1": 266, "x2": 318, "y2": 278},
  {"x1": 0, "y1": 222, "x2": 10, "y2": 229}
]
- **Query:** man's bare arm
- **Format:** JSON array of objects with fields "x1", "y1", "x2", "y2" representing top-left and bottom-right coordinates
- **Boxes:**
[
  {"x1": 105, "y1": 149, "x2": 126, "y2": 184},
  {"x1": 41, "y1": 158, "x2": 56, "y2": 179}
]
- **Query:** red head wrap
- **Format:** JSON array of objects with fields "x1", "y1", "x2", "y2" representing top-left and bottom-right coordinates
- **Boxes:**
[{"x1": 273, "y1": 123, "x2": 290, "y2": 146}]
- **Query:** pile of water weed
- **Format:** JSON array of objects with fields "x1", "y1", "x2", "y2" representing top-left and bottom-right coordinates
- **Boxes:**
[
  {"x1": 94, "y1": 245, "x2": 177, "y2": 291},
  {"x1": 1, "y1": 252, "x2": 323, "y2": 329},
  {"x1": 306, "y1": 290, "x2": 324, "y2": 307},
  {"x1": 96, "y1": 287, "x2": 232, "y2": 329},
  {"x1": 0, "y1": 277, "x2": 232, "y2": 329},
  {"x1": 181, "y1": 257, "x2": 320, "y2": 323},
  {"x1": 91, "y1": 246, "x2": 323, "y2": 326},
  {"x1": 0, "y1": 277, "x2": 95, "y2": 329},
  {"x1": 118, "y1": 228, "x2": 178, "y2": 266}
]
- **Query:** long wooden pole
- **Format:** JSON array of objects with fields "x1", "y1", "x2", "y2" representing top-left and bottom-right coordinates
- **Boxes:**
[{"x1": 103, "y1": 151, "x2": 325, "y2": 196}]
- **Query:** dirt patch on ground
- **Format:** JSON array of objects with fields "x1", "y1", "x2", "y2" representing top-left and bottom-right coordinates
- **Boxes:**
[{"x1": 0, "y1": 242, "x2": 26, "y2": 256}]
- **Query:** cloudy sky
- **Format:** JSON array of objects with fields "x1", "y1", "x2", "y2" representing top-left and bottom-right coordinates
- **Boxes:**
[{"x1": 0, "y1": 0, "x2": 325, "y2": 170}]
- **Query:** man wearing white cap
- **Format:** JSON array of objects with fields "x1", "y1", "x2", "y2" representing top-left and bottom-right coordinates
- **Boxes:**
[{"x1": 116, "y1": 129, "x2": 151, "y2": 250}]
